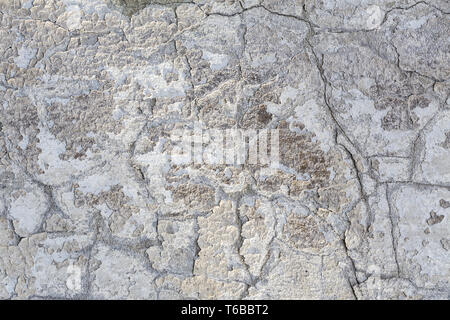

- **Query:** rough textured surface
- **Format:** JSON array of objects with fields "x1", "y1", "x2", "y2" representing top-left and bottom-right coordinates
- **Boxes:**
[{"x1": 0, "y1": 0, "x2": 449, "y2": 300}]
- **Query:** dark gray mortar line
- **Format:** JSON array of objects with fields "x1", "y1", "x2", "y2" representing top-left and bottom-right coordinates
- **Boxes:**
[{"x1": 385, "y1": 183, "x2": 401, "y2": 278}]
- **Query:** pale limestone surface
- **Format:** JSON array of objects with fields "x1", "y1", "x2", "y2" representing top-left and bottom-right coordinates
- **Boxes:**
[{"x1": 0, "y1": 0, "x2": 448, "y2": 300}]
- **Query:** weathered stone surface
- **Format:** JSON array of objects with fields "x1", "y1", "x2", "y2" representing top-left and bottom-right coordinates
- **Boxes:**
[{"x1": 0, "y1": 0, "x2": 448, "y2": 300}]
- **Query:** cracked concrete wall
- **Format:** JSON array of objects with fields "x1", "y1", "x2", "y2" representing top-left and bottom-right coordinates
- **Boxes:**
[{"x1": 0, "y1": 0, "x2": 448, "y2": 300}]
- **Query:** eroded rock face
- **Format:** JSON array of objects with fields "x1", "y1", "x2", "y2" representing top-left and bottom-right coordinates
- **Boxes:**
[{"x1": 0, "y1": 0, "x2": 448, "y2": 300}]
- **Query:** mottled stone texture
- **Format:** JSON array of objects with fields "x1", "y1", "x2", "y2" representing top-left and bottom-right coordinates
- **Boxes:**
[{"x1": 0, "y1": 0, "x2": 449, "y2": 300}]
